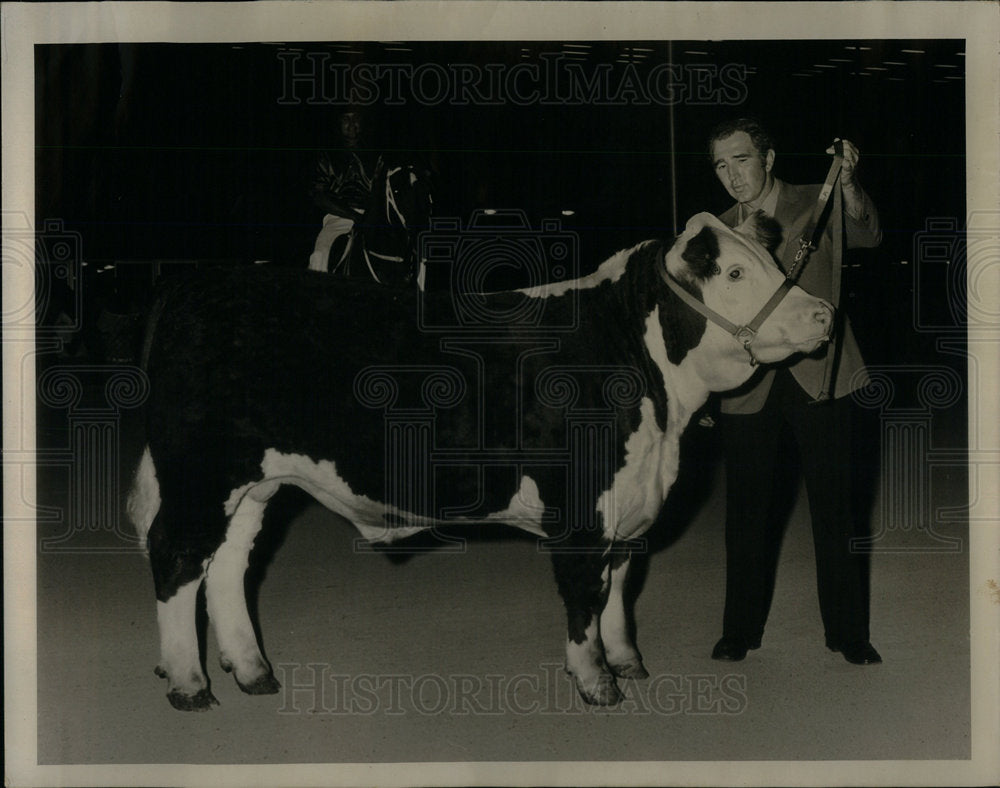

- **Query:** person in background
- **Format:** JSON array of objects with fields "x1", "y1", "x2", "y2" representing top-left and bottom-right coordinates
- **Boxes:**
[
  {"x1": 707, "y1": 117, "x2": 883, "y2": 666},
  {"x1": 308, "y1": 106, "x2": 381, "y2": 273}
]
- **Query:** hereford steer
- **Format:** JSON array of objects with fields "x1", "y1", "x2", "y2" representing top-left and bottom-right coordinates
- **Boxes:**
[{"x1": 129, "y1": 211, "x2": 833, "y2": 710}]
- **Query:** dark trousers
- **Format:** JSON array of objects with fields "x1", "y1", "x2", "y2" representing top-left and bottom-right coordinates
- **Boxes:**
[{"x1": 719, "y1": 369, "x2": 871, "y2": 647}]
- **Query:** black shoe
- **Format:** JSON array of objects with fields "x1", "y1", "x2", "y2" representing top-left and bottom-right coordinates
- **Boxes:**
[
  {"x1": 711, "y1": 635, "x2": 761, "y2": 662},
  {"x1": 828, "y1": 640, "x2": 882, "y2": 665}
]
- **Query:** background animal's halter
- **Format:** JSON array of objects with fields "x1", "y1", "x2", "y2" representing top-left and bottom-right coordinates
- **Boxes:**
[{"x1": 661, "y1": 141, "x2": 844, "y2": 366}]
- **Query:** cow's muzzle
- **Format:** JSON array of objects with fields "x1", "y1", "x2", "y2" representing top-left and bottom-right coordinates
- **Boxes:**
[{"x1": 813, "y1": 299, "x2": 835, "y2": 340}]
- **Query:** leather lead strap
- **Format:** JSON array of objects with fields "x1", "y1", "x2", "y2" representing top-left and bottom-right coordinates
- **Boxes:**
[
  {"x1": 783, "y1": 141, "x2": 846, "y2": 402},
  {"x1": 786, "y1": 140, "x2": 844, "y2": 283},
  {"x1": 816, "y1": 184, "x2": 845, "y2": 402}
]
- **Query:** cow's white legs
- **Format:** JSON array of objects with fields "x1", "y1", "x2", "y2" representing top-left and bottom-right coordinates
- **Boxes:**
[
  {"x1": 155, "y1": 573, "x2": 216, "y2": 711},
  {"x1": 205, "y1": 494, "x2": 280, "y2": 695},
  {"x1": 601, "y1": 554, "x2": 649, "y2": 679}
]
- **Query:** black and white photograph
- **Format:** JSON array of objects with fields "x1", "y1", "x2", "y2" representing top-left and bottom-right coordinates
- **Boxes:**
[{"x1": 4, "y1": 2, "x2": 999, "y2": 786}]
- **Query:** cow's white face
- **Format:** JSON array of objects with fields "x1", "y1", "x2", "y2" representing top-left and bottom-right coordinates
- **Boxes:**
[{"x1": 664, "y1": 212, "x2": 833, "y2": 390}]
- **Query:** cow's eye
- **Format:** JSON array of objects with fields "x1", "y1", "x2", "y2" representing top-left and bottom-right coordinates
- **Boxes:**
[{"x1": 728, "y1": 268, "x2": 743, "y2": 281}]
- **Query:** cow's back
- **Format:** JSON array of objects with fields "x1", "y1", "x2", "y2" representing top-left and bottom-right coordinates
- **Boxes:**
[{"x1": 143, "y1": 265, "x2": 662, "y2": 531}]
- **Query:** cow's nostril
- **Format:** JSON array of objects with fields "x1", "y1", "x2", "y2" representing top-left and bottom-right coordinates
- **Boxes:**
[{"x1": 814, "y1": 302, "x2": 834, "y2": 329}]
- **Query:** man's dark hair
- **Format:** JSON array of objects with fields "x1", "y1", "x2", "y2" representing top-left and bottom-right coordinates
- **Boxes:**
[{"x1": 707, "y1": 117, "x2": 775, "y2": 163}]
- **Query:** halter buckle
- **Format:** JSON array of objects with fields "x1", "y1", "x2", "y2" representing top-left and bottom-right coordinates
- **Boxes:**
[
  {"x1": 734, "y1": 326, "x2": 759, "y2": 365},
  {"x1": 734, "y1": 325, "x2": 757, "y2": 346}
]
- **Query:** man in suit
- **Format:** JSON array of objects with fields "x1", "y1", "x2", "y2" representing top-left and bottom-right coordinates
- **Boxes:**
[{"x1": 708, "y1": 117, "x2": 883, "y2": 665}]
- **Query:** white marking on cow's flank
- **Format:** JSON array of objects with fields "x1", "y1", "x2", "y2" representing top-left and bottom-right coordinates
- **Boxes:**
[
  {"x1": 517, "y1": 241, "x2": 653, "y2": 300},
  {"x1": 259, "y1": 449, "x2": 415, "y2": 542},
  {"x1": 484, "y1": 474, "x2": 546, "y2": 536},
  {"x1": 257, "y1": 450, "x2": 547, "y2": 543},
  {"x1": 127, "y1": 445, "x2": 161, "y2": 546}
]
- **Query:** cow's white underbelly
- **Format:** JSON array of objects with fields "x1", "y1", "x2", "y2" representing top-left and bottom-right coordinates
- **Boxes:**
[
  {"x1": 596, "y1": 396, "x2": 679, "y2": 542},
  {"x1": 223, "y1": 397, "x2": 682, "y2": 548},
  {"x1": 226, "y1": 449, "x2": 548, "y2": 543}
]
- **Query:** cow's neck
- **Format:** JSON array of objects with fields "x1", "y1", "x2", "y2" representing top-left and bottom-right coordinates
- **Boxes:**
[{"x1": 641, "y1": 307, "x2": 711, "y2": 433}]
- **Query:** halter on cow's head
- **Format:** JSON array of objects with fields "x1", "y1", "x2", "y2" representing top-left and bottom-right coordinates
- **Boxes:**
[{"x1": 660, "y1": 212, "x2": 833, "y2": 387}]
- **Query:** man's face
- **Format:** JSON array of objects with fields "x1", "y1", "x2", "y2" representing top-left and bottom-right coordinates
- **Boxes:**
[
  {"x1": 340, "y1": 112, "x2": 362, "y2": 146},
  {"x1": 711, "y1": 131, "x2": 774, "y2": 204}
]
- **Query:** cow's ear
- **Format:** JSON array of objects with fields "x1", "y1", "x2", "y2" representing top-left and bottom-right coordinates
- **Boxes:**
[
  {"x1": 735, "y1": 210, "x2": 783, "y2": 253},
  {"x1": 680, "y1": 225, "x2": 721, "y2": 280}
]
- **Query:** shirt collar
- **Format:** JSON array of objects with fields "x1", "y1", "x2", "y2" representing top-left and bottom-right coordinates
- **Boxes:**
[{"x1": 738, "y1": 178, "x2": 782, "y2": 222}]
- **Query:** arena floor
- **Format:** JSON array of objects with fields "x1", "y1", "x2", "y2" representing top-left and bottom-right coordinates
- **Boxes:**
[{"x1": 32, "y1": 362, "x2": 972, "y2": 770}]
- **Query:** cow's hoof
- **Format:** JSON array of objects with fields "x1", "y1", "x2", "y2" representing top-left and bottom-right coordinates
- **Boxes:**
[
  {"x1": 610, "y1": 658, "x2": 649, "y2": 680},
  {"x1": 166, "y1": 687, "x2": 219, "y2": 712},
  {"x1": 575, "y1": 673, "x2": 624, "y2": 706},
  {"x1": 236, "y1": 671, "x2": 282, "y2": 696}
]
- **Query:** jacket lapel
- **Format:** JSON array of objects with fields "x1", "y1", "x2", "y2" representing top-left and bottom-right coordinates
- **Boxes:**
[{"x1": 772, "y1": 182, "x2": 816, "y2": 268}]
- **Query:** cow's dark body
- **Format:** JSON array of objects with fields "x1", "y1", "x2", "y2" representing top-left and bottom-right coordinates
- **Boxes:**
[
  {"x1": 132, "y1": 212, "x2": 834, "y2": 710},
  {"x1": 145, "y1": 240, "x2": 682, "y2": 600}
]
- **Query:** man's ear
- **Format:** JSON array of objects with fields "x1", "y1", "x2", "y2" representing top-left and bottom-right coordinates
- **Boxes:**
[{"x1": 764, "y1": 148, "x2": 775, "y2": 173}]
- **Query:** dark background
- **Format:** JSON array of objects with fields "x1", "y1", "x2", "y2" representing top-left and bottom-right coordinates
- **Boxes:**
[{"x1": 35, "y1": 39, "x2": 967, "y2": 366}]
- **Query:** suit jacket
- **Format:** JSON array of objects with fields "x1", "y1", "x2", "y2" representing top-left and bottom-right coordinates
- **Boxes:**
[{"x1": 718, "y1": 179, "x2": 882, "y2": 414}]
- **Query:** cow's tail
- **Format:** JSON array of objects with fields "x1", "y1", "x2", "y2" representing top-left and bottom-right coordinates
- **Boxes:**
[
  {"x1": 137, "y1": 276, "x2": 180, "y2": 372},
  {"x1": 128, "y1": 279, "x2": 176, "y2": 549},
  {"x1": 126, "y1": 445, "x2": 160, "y2": 551}
]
